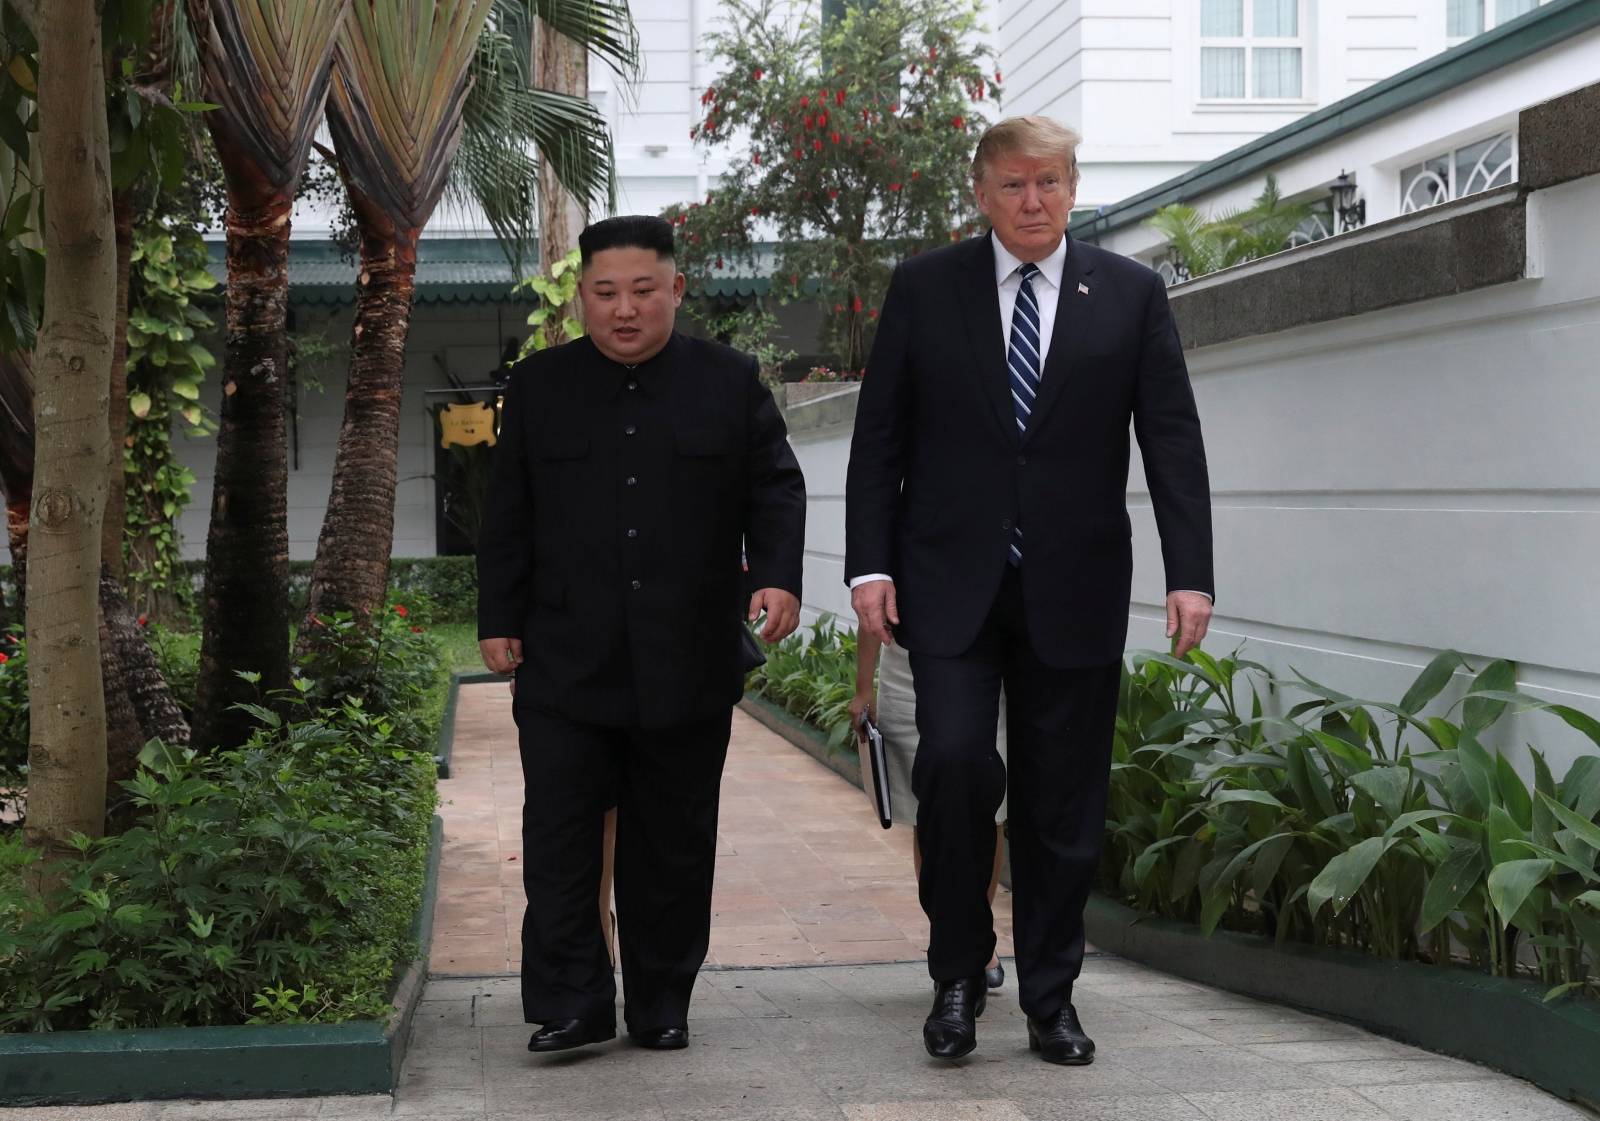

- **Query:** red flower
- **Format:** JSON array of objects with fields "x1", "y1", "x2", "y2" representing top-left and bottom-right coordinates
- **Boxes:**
[
  {"x1": 137, "y1": 614, "x2": 148, "y2": 626},
  {"x1": 750, "y1": 206, "x2": 762, "y2": 216},
  {"x1": 791, "y1": 274, "x2": 800, "y2": 285},
  {"x1": 995, "y1": 70, "x2": 1003, "y2": 83},
  {"x1": 804, "y1": 115, "x2": 814, "y2": 129},
  {"x1": 411, "y1": 626, "x2": 423, "y2": 633},
  {"x1": 793, "y1": 148, "x2": 803, "y2": 159},
  {"x1": 690, "y1": 128, "x2": 697, "y2": 139},
  {"x1": 836, "y1": 89, "x2": 846, "y2": 105},
  {"x1": 869, "y1": 308, "x2": 879, "y2": 319},
  {"x1": 889, "y1": 103, "x2": 899, "y2": 113},
  {"x1": 929, "y1": 46, "x2": 938, "y2": 61},
  {"x1": 753, "y1": 67, "x2": 764, "y2": 80},
  {"x1": 852, "y1": 296, "x2": 863, "y2": 313},
  {"x1": 752, "y1": 153, "x2": 761, "y2": 165},
  {"x1": 952, "y1": 115, "x2": 965, "y2": 129},
  {"x1": 0, "y1": 652, "x2": 8, "y2": 664},
  {"x1": 394, "y1": 604, "x2": 409, "y2": 617},
  {"x1": 800, "y1": 95, "x2": 809, "y2": 107},
  {"x1": 715, "y1": 257, "x2": 724, "y2": 269},
  {"x1": 830, "y1": 132, "x2": 841, "y2": 145},
  {"x1": 813, "y1": 139, "x2": 823, "y2": 151},
  {"x1": 912, "y1": 169, "x2": 921, "y2": 179},
  {"x1": 828, "y1": 188, "x2": 839, "y2": 199},
  {"x1": 834, "y1": 303, "x2": 844, "y2": 312},
  {"x1": 818, "y1": 110, "x2": 828, "y2": 128},
  {"x1": 888, "y1": 182, "x2": 902, "y2": 192}
]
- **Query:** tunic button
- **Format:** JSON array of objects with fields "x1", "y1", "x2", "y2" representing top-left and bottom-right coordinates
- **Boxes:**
[
  {"x1": 626, "y1": 476, "x2": 638, "y2": 486},
  {"x1": 624, "y1": 424, "x2": 637, "y2": 436},
  {"x1": 626, "y1": 379, "x2": 638, "y2": 391},
  {"x1": 1001, "y1": 518, "x2": 1012, "y2": 532},
  {"x1": 626, "y1": 528, "x2": 638, "y2": 538},
  {"x1": 1017, "y1": 454, "x2": 1027, "y2": 466},
  {"x1": 630, "y1": 579, "x2": 642, "y2": 591}
]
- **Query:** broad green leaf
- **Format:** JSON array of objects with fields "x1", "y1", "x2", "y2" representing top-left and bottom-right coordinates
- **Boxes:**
[
  {"x1": 1539, "y1": 793, "x2": 1600, "y2": 851},
  {"x1": 1209, "y1": 789, "x2": 1288, "y2": 810},
  {"x1": 1133, "y1": 836, "x2": 1187, "y2": 886},
  {"x1": 1485, "y1": 804, "x2": 1527, "y2": 865},
  {"x1": 1486, "y1": 859, "x2": 1551, "y2": 927},
  {"x1": 1308, "y1": 836, "x2": 1391, "y2": 918},
  {"x1": 1456, "y1": 735, "x2": 1497, "y2": 814},
  {"x1": 1495, "y1": 752, "x2": 1533, "y2": 831},
  {"x1": 1420, "y1": 842, "x2": 1482, "y2": 933},
  {"x1": 1250, "y1": 832, "x2": 1296, "y2": 900},
  {"x1": 128, "y1": 392, "x2": 152, "y2": 419},
  {"x1": 1462, "y1": 659, "x2": 1517, "y2": 732},
  {"x1": 1351, "y1": 766, "x2": 1409, "y2": 819}
]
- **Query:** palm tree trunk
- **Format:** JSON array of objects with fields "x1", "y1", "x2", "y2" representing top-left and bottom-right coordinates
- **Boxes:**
[
  {"x1": 0, "y1": 351, "x2": 33, "y2": 616},
  {"x1": 26, "y1": 0, "x2": 116, "y2": 861},
  {"x1": 302, "y1": 178, "x2": 417, "y2": 628},
  {"x1": 192, "y1": 177, "x2": 293, "y2": 751},
  {"x1": 537, "y1": 18, "x2": 589, "y2": 283}
]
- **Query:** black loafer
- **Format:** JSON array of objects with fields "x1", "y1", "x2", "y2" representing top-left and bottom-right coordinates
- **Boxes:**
[
  {"x1": 629, "y1": 1026, "x2": 689, "y2": 1050},
  {"x1": 923, "y1": 975, "x2": 986, "y2": 1059},
  {"x1": 1026, "y1": 1003, "x2": 1095, "y2": 1065},
  {"x1": 528, "y1": 1018, "x2": 616, "y2": 1052},
  {"x1": 985, "y1": 960, "x2": 1005, "y2": 990}
]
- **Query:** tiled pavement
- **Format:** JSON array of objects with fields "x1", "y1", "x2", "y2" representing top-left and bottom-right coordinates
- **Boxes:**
[
  {"x1": 432, "y1": 684, "x2": 1013, "y2": 974},
  {"x1": 14, "y1": 686, "x2": 1591, "y2": 1120}
]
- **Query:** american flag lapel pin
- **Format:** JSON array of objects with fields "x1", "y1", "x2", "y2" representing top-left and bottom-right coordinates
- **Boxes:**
[{"x1": 1078, "y1": 282, "x2": 1090, "y2": 295}]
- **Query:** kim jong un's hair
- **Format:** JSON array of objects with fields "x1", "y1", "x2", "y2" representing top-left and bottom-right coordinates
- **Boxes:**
[{"x1": 579, "y1": 215, "x2": 677, "y2": 267}]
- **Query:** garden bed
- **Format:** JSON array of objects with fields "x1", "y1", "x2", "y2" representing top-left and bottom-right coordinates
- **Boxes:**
[
  {"x1": 1085, "y1": 892, "x2": 1600, "y2": 1111},
  {"x1": 0, "y1": 815, "x2": 444, "y2": 1105}
]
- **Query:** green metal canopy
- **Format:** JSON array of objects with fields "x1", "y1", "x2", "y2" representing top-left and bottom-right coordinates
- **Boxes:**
[{"x1": 205, "y1": 237, "x2": 539, "y2": 306}]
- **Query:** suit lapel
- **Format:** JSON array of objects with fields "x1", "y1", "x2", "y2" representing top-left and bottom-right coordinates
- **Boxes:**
[
  {"x1": 953, "y1": 236, "x2": 1021, "y2": 449},
  {"x1": 1023, "y1": 237, "x2": 1096, "y2": 444}
]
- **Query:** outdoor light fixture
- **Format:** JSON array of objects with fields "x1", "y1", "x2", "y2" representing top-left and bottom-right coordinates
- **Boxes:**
[
  {"x1": 643, "y1": 144, "x2": 669, "y2": 157},
  {"x1": 1331, "y1": 169, "x2": 1366, "y2": 232}
]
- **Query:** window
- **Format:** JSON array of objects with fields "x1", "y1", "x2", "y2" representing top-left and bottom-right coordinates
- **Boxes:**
[
  {"x1": 1400, "y1": 132, "x2": 1516, "y2": 212},
  {"x1": 1447, "y1": 0, "x2": 1543, "y2": 39},
  {"x1": 1200, "y1": 0, "x2": 1304, "y2": 100}
]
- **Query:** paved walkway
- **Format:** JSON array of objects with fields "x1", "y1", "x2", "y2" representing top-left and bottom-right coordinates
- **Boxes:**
[
  {"x1": 432, "y1": 684, "x2": 1012, "y2": 974},
  {"x1": 12, "y1": 687, "x2": 1592, "y2": 1120}
]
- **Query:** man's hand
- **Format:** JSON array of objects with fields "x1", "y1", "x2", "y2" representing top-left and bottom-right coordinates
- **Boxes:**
[
  {"x1": 479, "y1": 636, "x2": 523, "y2": 675},
  {"x1": 749, "y1": 588, "x2": 800, "y2": 642},
  {"x1": 1166, "y1": 591, "x2": 1212, "y2": 660},
  {"x1": 851, "y1": 578, "x2": 899, "y2": 647},
  {"x1": 848, "y1": 689, "x2": 874, "y2": 741}
]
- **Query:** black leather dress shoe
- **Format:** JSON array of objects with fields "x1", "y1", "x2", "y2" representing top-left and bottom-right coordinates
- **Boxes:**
[
  {"x1": 923, "y1": 975, "x2": 986, "y2": 1059},
  {"x1": 985, "y1": 960, "x2": 1005, "y2": 990},
  {"x1": 527, "y1": 1018, "x2": 616, "y2": 1052},
  {"x1": 628, "y1": 1026, "x2": 689, "y2": 1050},
  {"x1": 1026, "y1": 1003, "x2": 1095, "y2": 1065}
]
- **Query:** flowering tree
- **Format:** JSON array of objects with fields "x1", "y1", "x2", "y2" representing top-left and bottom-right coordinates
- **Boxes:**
[{"x1": 664, "y1": 0, "x2": 999, "y2": 373}]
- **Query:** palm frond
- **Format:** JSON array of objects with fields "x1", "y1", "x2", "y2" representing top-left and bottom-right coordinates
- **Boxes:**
[
  {"x1": 186, "y1": 0, "x2": 349, "y2": 190},
  {"x1": 326, "y1": 0, "x2": 496, "y2": 233},
  {"x1": 528, "y1": 0, "x2": 639, "y2": 81}
]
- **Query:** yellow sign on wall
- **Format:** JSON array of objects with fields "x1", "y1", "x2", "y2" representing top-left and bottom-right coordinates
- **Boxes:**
[{"x1": 439, "y1": 402, "x2": 499, "y2": 449}]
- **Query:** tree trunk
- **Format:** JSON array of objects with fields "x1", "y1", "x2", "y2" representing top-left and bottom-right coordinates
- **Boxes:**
[
  {"x1": 104, "y1": 570, "x2": 190, "y2": 748},
  {"x1": 301, "y1": 179, "x2": 418, "y2": 632},
  {"x1": 536, "y1": 19, "x2": 589, "y2": 283},
  {"x1": 102, "y1": 191, "x2": 135, "y2": 582},
  {"x1": 191, "y1": 140, "x2": 293, "y2": 751},
  {"x1": 26, "y1": 0, "x2": 116, "y2": 859},
  {"x1": 99, "y1": 568, "x2": 145, "y2": 804}
]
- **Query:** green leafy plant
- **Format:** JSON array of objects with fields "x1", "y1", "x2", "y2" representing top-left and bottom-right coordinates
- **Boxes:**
[
  {"x1": 123, "y1": 224, "x2": 219, "y2": 622},
  {"x1": 514, "y1": 247, "x2": 583, "y2": 358},
  {"x1": 1145, "y1": 174, "x2": 1315, "y2": 281},
  {"x1": 0, "y1": 627, "x2": 25, "y2": 826},
  {"x1": 746, "y1": 614, "x2": 860, "y2": 752},
  {"x1": 0, "y1": 610, "x2": 443, "y2": 1031}
]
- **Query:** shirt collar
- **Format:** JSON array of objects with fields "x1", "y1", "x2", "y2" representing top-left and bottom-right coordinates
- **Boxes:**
[
  {"x1": 991, "y1": 230, "x2": 1067, "y2": 291},
  {"x1": 594, "y1": 331, "x2": 680, "y2": 400}
]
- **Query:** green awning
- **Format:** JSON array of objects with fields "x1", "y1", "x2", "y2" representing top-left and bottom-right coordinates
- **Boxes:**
[{"x1": 205, "y1": 237, "x2": 538, "y2": 306}]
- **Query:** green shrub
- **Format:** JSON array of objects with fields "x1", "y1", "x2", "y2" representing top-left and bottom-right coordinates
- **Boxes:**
[
  {"x1": 745, "y1": 614, "x2": 859, "y2": 754},
  {"x1": 0, "y1": 600, "x2": 444, "y2": 1031}
]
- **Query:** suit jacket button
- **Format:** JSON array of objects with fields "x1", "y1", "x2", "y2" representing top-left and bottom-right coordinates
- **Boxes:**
[
  {"x1": 1001, "y1": 518, "x2": 1012, "y2": 531},
  {"x1": 1016, "y1": 454, "x2": 1027, "y2": 466},
  {"x1": 631, "y1": 579, "x2": 642, "y2": 591}
]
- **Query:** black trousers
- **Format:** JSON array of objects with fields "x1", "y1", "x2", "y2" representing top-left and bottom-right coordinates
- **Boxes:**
[
  {"x1": 907, "y1": 566, "x2": 1121, "y2": 1021},
  {"x1": 513, "y1": 705, "x2": 732, "y2": 1033}
]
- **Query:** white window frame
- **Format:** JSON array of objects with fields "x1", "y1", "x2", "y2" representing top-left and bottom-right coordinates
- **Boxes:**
[
  {"x1": 1398, "y1": 131, "x2": 1518, "y2": 214},
  {"x1": 1198, "y1": 0, "x2": 1310, "y2": 105},
  {"x1": 1445, "y1": 0, "x2": 1548, "y2": 44}
]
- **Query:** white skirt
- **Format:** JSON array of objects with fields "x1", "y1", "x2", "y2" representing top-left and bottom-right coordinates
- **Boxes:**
[{"x1": 875, "y1": 643, "x2": 1008, "y2": 827}]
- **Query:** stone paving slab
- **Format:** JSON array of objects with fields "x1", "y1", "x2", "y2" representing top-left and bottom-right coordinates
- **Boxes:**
[{"x1": 15, "y1": 958, "x2": 1591, "y2": 1120}]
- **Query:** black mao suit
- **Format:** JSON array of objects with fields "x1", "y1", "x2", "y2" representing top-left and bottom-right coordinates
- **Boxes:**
[
  {"x1": 845, "y1": 233, "x2": 1212, "y2": 1021},
  {"x1": 478, "y1": 331, "x2": 805, "y2": 1033}
]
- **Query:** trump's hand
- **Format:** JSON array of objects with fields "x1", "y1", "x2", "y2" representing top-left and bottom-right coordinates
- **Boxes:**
[
  {"x1": 1166, "y1": 591, "x2": 1212, "y2": 660},
  {"x1": 749, "y1": 588, "x2": 800, "y2": 642},
  {"x1": 479, "y1": 636, "x2": 523, "y2": 676},
  {"x1": 851, "y1": 578, "x2": 898, "y2": 647}
]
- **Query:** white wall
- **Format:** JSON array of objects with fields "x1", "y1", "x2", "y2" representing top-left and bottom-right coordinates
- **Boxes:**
[
  {"x1": 999, "y1": 0, "x2": 1568, "y2": 212},
  {"x1": 1093, "y1": 24, "x2": 1600, "y2": 266},
  {"x1": 782, "y1": 168, "x2": 1600, "y2": 774}
]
